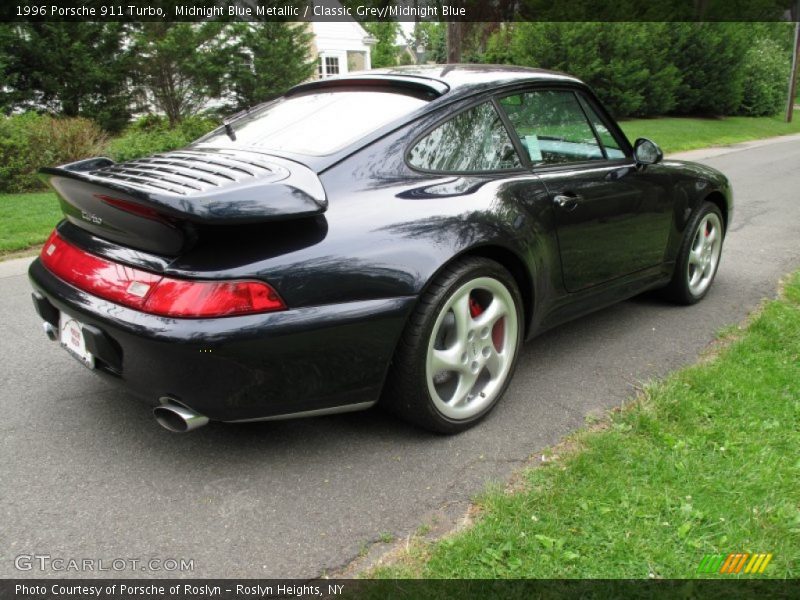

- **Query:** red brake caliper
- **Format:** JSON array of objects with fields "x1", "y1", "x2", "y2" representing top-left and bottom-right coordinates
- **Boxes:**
[
  {"x1": 469, "y1": 297, "x2": 483, "y2": 317},
  {"x1": 470, "y1": 296, "x2": 505, "y2": 351}
]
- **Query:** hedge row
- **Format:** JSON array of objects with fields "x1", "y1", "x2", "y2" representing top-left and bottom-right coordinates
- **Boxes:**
[
  {"x1": 485, "y1": 22, "x2": 793, "y2": 118},
  {"x1": 0, "y1": 114, "x2": 218, "y2": 193}
]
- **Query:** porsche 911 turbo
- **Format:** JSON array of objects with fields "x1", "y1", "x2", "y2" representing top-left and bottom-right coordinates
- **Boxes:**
[{"x1": 29, "y1": 65, "x2": 732, "y2": 433}]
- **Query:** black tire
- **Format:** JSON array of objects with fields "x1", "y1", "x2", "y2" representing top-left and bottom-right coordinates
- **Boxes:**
[
  {"x1": 382, "y1": 257, "x2": 524, "y2": 434},
  {"x1": 662, "y1": 201, "x2": 725, "y2": 305}
]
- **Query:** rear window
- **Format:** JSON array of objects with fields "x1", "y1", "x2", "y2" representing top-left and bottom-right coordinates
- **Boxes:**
[{"x1": 196, "y1": 91, "x2": 428, "y2": 156}]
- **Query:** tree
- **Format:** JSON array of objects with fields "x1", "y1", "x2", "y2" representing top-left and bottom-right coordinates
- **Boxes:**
[
  {"x1": 507, "y1": 23, "x2": 681, "y2": 117},
  {"x1": 412, "y1": 22, "x2": 446, "y2": 64},
  {"x1": 224, "y1": 22, "x2": 315, "y2": 111},
  {"x1": 0, "y1": 23, "x2": 131, "y2": 131},
  {"x1": 740, "y1": 36, "x2": 791, "y2": 116},
  {"x1": 128, "y1": 22, "x2": 228, "y2": 127},
  {"x1": 494, "y1": 22, "x2": 789, "y2": 118},
  {"x1": 363, "y1": 22, "x2": 400, "y2": 68},
  {"x1": 671, "y1": 23, "x2": 749, "y2": 115},
  {"x1": 0, "y1": 25, "x2": 14, "y2": 114}
]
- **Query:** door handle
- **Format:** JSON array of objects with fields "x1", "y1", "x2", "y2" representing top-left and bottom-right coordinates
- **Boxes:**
[{"x1": 554, "y1": 194, "x2": 581, "y2": 211}]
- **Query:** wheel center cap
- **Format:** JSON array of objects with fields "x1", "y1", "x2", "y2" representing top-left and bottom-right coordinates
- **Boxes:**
[{"x1": 471, "y1": 342, "x2": 478, "y2": 357}]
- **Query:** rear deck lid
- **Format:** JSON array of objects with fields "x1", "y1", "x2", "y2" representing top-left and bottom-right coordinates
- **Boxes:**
[{"x1": 40, "y1": 148, "x2": 327, "y2": 256}]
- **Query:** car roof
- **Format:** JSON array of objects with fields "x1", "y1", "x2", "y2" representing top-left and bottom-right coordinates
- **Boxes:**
[
  {"x1": 287, "y1": 64, "x2": 584, "y2": 103},
  {"x1": 368, "y1": 64, "x2": 582, "y2": 90}
]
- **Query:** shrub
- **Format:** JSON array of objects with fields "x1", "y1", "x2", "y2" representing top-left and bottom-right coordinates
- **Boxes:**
[
  {"x1": 739, "y1": 37, "x2": 790, "y2": 116},
  {"x1": 108, "y1": 114, "x2": 218, "y2": 162},
  {"x1": 507, "y1": 23, "x2": 682, "y2": 118},
  {"x1": 0, "y1": 113, "x2": 108, "y2": 193},
  {"x1": 498, "y1": 22, "x2": 789, "y2": 118},
  {"x1": 670, "y1": 23, "x2": 748, "y2": 115}
]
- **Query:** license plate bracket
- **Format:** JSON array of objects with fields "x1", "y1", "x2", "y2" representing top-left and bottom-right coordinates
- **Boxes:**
[{"x1": 59, "y1": 313, "x2": 95, "y2": 369}]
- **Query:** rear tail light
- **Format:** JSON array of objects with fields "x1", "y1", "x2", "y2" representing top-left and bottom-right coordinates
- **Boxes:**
[
  {"x1": 40, "y1": 231, "x2": 285, "y2": 317},
  {"x1": 142, "y1": 279, "x2": 284, "y2": 318}
]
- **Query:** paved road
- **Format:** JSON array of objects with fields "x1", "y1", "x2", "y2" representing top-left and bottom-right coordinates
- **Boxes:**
[{"x1": 3, "y1": 137, "x2": 800, "y2": 579}]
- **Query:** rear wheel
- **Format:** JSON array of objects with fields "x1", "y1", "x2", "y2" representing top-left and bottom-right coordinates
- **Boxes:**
[
  {"x1": 663, "y1": 202, "x2": 724, "y2": 304},
  {"x1": 384, "y1": 257, "x2": 523, "y2": 433}
]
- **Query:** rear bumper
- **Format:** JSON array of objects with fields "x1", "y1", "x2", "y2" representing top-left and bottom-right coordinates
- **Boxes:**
[{"x1": 29, "y1": 258, "x2": 415, "y2": 422}]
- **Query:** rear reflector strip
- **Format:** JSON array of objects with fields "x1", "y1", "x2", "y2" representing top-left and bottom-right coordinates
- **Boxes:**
[{"x1": 40, "y1": 230, "x2": 285, "y2": 318}]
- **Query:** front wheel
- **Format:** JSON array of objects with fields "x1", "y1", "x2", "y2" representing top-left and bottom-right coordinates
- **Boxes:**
[
  {"x1": 663, "y1": 202, "x2": 725, "y2": 304},
  {"x1": 383, "y1": 257, "x2": 523, "y2": 434}
]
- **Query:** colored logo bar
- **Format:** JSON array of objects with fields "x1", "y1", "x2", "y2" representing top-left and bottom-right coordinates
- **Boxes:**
[{"x1": 697, "y1": 553, "x2": 773, "y2": 574}]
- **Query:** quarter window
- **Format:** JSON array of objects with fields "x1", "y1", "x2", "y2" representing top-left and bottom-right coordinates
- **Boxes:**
[
  {"x1": 408, "y1": 102, "x2": 522, "y2": 172},
  {"x1": 578, "y1": 96, "x2": 626, "y2": 159},
  {"x1": 498, "y1": 91, "x2": 604, "y2": 165}
]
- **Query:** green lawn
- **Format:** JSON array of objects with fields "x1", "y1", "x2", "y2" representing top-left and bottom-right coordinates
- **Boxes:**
[
  {"x1": 374, "y1": 273, "x2": 800, "y2": 579},
  {"x1": 621, "y1": 113, "x2": 800, "y2": 154},
  {"x1": 0, "y1": 192, "x2": 60, "y2": 254}
]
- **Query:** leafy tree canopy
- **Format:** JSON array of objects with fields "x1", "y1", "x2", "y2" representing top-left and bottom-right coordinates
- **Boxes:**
[{"x1": 0, "y1": 22, "x2": 131, "y2": 131}]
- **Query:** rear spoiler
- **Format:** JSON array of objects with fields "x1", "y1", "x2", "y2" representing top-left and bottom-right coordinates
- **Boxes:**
[
  {"x1": 286, "y1": 74, "x2": 450, "y2": 100},
  {"x1": 39, "y1": 149, "x2": 327, "y2": 225}
]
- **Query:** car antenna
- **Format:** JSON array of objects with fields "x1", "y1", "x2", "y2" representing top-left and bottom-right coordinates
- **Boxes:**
[
  {"x1": 223, "y1": 121, "x2": 236, "y2": 141},
  {"x1": 222, "y1": 106, "x2": 252, "y2": 141}
]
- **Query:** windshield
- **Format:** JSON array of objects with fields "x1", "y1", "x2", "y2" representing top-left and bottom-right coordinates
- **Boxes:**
[{"x1": 196, "y1": 90, "x2": 429, "y2": 156}]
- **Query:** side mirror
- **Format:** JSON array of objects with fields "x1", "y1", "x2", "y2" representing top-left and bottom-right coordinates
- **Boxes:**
[{"x1": 633, "y1": 138, "x2": 663, "y2": 166}]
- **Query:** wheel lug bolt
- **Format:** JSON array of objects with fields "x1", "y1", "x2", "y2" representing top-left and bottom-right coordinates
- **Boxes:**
[
  {"x1": 480, "y1": 327, "x2": 489, "y2": 338},
  {"x1": 470, "y1": 361, "x2": 479, "y2": 373},
  {"x1": 467, "y1": 331, "x2": 474, "y2": 341},
  {"x1": 482, "y1": 347, "x2": 491, "y2": 358}
]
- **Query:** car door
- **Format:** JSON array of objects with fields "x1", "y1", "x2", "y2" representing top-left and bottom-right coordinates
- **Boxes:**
[{"x1": 496, "y1": 88, "x2": 674, "y2": 292}]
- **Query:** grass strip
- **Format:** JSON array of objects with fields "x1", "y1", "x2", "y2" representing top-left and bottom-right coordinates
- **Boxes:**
[
  {"x1": 374, "y1": 273, "x2": 800, "y2": 579},
  {"x1": 621, "y1": 114, "x2": 800, "y2": 154},
  {"x1": 0, "y1": 192, "x2": 60, "y2": 254}
]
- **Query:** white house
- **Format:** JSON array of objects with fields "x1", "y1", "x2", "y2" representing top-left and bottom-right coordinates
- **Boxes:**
[{"x1": 309, "y1": 1, "x2": 376, "y2": 78}]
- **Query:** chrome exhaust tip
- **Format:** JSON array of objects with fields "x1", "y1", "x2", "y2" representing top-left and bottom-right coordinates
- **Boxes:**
[
  {"x1": 43, "y1": 322, "x2": 58, "y2": 342},
  {"x1": 153, "y1": 398, "x2": 209, "y2": 433}
]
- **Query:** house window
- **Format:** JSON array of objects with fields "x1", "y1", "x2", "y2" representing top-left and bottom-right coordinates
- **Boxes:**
[{"x1": 319, "y1": 55, "x2": 340, "y2": 79}]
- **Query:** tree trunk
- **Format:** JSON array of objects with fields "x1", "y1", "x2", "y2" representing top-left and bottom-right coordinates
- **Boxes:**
[
  {"x1": 447, "y1": 22, "x2": 462, "y2": 64},
  {"x1": 787, "y1": 17, "x2": 800, "y2": 123}
]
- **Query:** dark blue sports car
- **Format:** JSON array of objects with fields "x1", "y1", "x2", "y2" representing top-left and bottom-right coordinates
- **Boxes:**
[{"x1": 30, "y1": 65, "x2": 732, "y2": 433}]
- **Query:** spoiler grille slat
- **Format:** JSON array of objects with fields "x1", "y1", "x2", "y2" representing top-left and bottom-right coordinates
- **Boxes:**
[
  {"x1": 100, "y1": 165, "x2": 206, "y2": 191},
  {"x1": 159, "y1": 151, "x2": 259, "y2": 176},
  {"x1": 94, "y1": 171, "x2": 189, "y2": 195},
  {"x1": 118, "y1": 161, "x2": 224, "y2": 187},
  {"x1": 213, "y1": 150, "x2": 279, "y2": 171},
  {"x1": 137, "y1": 157, "x2": 238, "y2": 182}
]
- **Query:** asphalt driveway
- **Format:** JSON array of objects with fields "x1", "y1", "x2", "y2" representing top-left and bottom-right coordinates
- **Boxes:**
[{"x1": 2, "y1": 135, "x2": 800, "y2": 578}]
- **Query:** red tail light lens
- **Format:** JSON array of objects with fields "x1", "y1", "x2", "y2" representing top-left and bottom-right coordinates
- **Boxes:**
[
  {"x1": 40, "y1": 231, "x2": 285, "y2": 317},
  {"x1": 39, "y1": 231, "x2": 161, "y2": 310},
  {"x1": 142, "y1": 279, "x2": 284, "y2": 317}
]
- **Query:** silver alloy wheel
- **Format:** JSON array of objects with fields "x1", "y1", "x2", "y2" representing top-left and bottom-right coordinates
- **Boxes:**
[
  {"x1": 425, "y1": 276, "x2": 519, "y2": 420},
  {"x1": 687, "y1": 212, "x2": 723, "y2": 297}
]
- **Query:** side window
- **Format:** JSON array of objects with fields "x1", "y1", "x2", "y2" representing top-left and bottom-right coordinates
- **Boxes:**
[
  {"x1": 498, "y1": 90, "x2": 604, "y2": 165},
  {"x1": 578, "y1": 96, "x2": 626, "y2": 159},
  {"x1": 408, "y1": 102, "x2": 522, "y2": 172}
]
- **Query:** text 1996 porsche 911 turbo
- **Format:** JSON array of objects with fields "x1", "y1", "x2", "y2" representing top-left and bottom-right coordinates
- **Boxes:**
[{"x1": 29, "y1": 65, "x2": 731, "y2": 433}]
